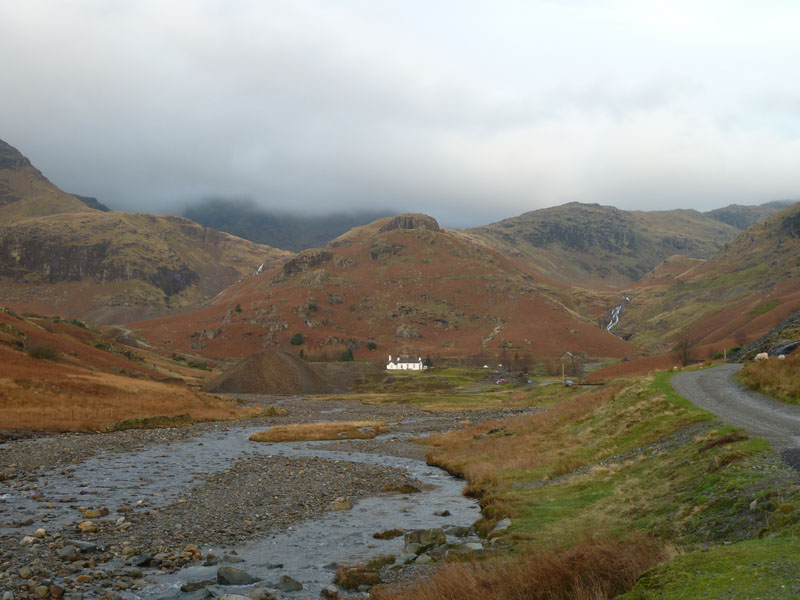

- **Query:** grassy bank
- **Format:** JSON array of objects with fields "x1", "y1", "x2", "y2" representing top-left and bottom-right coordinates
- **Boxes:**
[
  {"x1": 376, "y1": 371, "x2": 800, "y2": 598},
  {"x1": 736, "y1": 352, "x2": 800, "y2": 403}
]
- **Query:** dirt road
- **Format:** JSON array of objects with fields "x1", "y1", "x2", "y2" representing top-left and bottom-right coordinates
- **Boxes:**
[{"x1": 673, "y1": 364, "x2": 800, "y2": 452}]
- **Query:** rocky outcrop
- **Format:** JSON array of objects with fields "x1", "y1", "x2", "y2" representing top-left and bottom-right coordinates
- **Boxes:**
[
  {"x1": 0, "y1": 140, "x2": 32, "y2": 169},
  {"x1": 0, "y1": 234, "x2": 199, "y2": 297},
  {"x1": 275, "y1": 248, "x2": 333, "y2": 281},
  {"x1": 378, "y1": 213, "x2": 440, "y2": 233}
]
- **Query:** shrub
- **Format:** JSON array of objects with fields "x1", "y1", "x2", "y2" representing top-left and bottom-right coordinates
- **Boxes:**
[
  {"x1": 26, "y1": 342, "x2": 60, "y2": 361},
  {"x1": 290, "y1": 333, "x2": 304, "y2": 346},
  {"x1": 367, "y1": 342, "x2": 378, "y2": 351},
  {"x1": 341, "y1": 348, "x2": 354, "y2": 361}
]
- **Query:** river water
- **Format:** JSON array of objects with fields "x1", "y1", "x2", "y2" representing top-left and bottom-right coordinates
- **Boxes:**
[{"x1": 2, "y1": 420, "x2": 482, "y2": 598}]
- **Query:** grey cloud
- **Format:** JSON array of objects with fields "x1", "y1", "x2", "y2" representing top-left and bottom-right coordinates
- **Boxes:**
[{"x1": 1, "y1": 1, "x2": 799, "y2": 228}]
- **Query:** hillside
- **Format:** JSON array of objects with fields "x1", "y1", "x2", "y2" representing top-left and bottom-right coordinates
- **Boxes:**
[
  {"x1": 0, "y1": 307, "x2": 258, "y2": 431},
  {"x1": 610, "y1": 202, "x2": 800, "y2": 354},
  {"x1": 130, "y1": 213, "x2": 633, "y2": 362},
  {"x1": 0, "y1": 139, "x2": 95, "y2": 223},
  {"x1": 0, "y1": 140, "x2": 292, "y2": 323},
  {"x1": 467, "y1": 202, "x2": 740, "y2": 289},
  {"x1": 704, "y1": 200, "x2": 793, "y2": 230}
]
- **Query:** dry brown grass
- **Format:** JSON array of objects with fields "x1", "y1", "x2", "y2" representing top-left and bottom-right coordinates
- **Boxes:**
[
  {"x1": 370, "y1": 532, "x2": 667, "y2": 600},
  {"x1": 0, "y1": 371, "x2": 263, "y2": 432},
  {"x1": 737, "y1": 352, "x2": 800, "y2": 403},
  {"x1": 249, "y1": 420, "x2": 389, "y2": 442},
  {"x1": 425, "y1": 384, "x2": 622, "y2": 486}
]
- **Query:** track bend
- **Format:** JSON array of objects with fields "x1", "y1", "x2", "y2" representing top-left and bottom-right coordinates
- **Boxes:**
[{"x1": 672, "y1": 363, "x2": 800, "y2": 452}]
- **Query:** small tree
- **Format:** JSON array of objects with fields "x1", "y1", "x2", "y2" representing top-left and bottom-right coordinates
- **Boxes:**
[
  {"x1": 367, "y1": 342, "x2": 377, "y2": 351},
  {"x1": 341, "y1": 348, "x2": 354, "y2": 361},
  {"x1": 671, "y1": 337, "x2": 697, "y2": 367},
  {"x1": 423, "y1": 355, "x2": 433, "y2": 368},
  {"x1": 290, "y1": 333, "x2": 304, "y2": 346}
]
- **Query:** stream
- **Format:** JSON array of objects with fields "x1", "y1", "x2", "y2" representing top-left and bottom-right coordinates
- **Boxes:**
[{"x1": 1, "y1": 420, "x2": 482, "y2": 598}]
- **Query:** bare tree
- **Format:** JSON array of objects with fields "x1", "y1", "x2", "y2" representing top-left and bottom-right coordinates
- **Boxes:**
[{"x1": 670, "y1": 337, "x2": 697, "y2": 367}]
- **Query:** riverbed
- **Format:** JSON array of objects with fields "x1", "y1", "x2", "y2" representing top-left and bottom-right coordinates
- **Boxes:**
[{"x1": 0, "y1": 397, "x2": 529, "y2": 598}]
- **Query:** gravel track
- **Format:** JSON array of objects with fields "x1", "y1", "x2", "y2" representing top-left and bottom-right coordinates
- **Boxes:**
[{"x1": 673, "y1": 364, "x2": 800, "y2": 466}]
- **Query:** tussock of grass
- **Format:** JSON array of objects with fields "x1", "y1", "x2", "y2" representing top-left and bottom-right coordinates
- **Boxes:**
[
  {"x1": 371, "y1": 533, "x2": 666, "y2": 600},
  {"x1": 111, "y1": 413, "x2": 194, "y2": 430},
  {"x1": 249, "y1": 420, "x2": 389, "y2": 442},
  {"x1": 334, "y1": 555, "x2": 395, "y2": 590},
  {"x1": 737, "y1": 352, "x2": 800, "y2": 403},
  {"x1": 373, "y1": 528, "x2": 404, "y2": 540}
]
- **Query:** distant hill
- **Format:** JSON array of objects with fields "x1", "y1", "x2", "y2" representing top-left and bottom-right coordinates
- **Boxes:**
[
  {"x1": 704, "y1": 200, "x2": 793, "y2": 230},
  {"x1": 467, "y1": 203, "x2": 740, "y2": 289},
  {"x1": 183, "y1": 198, "x2": 393, "y2": 252},
  {"x1": 0, "y1": 139, "x2": 292, "y2": 323},
  {"x1": 130, "y1": 213, "x2": 633, "y2": 362},
  {"x1": 71, "y1": 194, "x2": 111, "y2": 212}
]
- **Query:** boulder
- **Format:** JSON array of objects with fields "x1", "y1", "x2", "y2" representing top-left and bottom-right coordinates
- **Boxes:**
[
  {"x1": 57, "y1": 545, "x2": 81, "y2": 562},
  {"x1": 277, "y1": 575, "x2": 303, "y2": 591},
  {"x1": 248, "y1": 588, "x2": 278, "y2": 600},
  {"x1": 217, "y1": 566, "x2": 259, "y2": 586},
  {"x1": 404, "y1": 528, "x2": 446, "y2": 551}
]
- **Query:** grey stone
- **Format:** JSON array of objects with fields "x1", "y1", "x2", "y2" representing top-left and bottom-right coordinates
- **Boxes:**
[
  {"x1": 217, "y1": 566, "x2": 259, "y2": 586},
  {"x1": 181, "y1": 580, "x2": 216, "y2": 592},
  {"x1": 57, "y1": 545, "x2": 81, "y2": 562},
  {"x1": 464, "y1": 542, "x2": 484, "y2": 551},
  {"x1": 443, "y1": 525, "x2": 472, "y2": 537},
  {"x1": 65, "y1": 539, "x2": 101, "y2": 553},
  {"x1": 248, "y1": 589, "x2": 278, "y2": 600},
  {"x1": 218, "y1": 595, "x2": 252, "y2": 600},
  {"x1": 277, "y1": 575, "x2": 302, "y2": 592},
  {"x1": 414, "y1": 553, "x2": 433, "y2": 564},
  {"x1": 404, "y1": 528, "x2": 445, "y2": 551},
  {"x1": 492, "y1": 518, "x2": 511, "y2": 531}
]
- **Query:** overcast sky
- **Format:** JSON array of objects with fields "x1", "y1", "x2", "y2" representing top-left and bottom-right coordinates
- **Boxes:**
[{"x1": 2, "y1": 1, "x2": 799, "y2": 227}]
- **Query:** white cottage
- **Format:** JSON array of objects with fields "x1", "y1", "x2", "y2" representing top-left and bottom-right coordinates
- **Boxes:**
[{"x1": 386, "y1": 355, "x2": 426, "y2": 371}]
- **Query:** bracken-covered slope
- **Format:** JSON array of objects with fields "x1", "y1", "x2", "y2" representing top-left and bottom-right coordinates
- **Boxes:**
[
  {"x1": 467, "y1": 202, "x2": 740, "y2": 289},
  {"x1": 130, "y1": 214, "x2": 634, "y2": 362},
  {"x1": 612, "y1": 202, "x2": 800, "y2": 354},
  {"x1": 0, "y1": 141, "x2": 292, "y2": 323}
]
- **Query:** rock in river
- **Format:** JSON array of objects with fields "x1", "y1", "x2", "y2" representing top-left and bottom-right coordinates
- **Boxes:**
[{"x1": 217, "y1": 566, "x2": 259, "y2": 585}]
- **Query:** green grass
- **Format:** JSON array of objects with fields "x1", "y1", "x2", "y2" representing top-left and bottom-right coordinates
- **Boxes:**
[
  {"x1": 749, "y1": 299, "x2": 781, "y2": 316},
  {"x1": 421, "y1": 369, "x2": 800, "y2": 596},
  {"x1": 620, "y1": 538, "x2": 800, "y2": 599}
]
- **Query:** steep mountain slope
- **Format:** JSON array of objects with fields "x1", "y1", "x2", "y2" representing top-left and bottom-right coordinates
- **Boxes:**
[
  {"x1": 0, "y1": 139, "x2": 95, "y2": 222},
  {"x1": 130, "y1": 214, "x2": 633, "y2": 361},
  {"x1": 467, "y1": 202, "x2": 740, "y2": 289},
  {"x1": 0, "y1": 140, "x2": 292, "y2": 323},
  {"x1": 611, "y1": 202, "x2": 800, "y2": 353}
]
